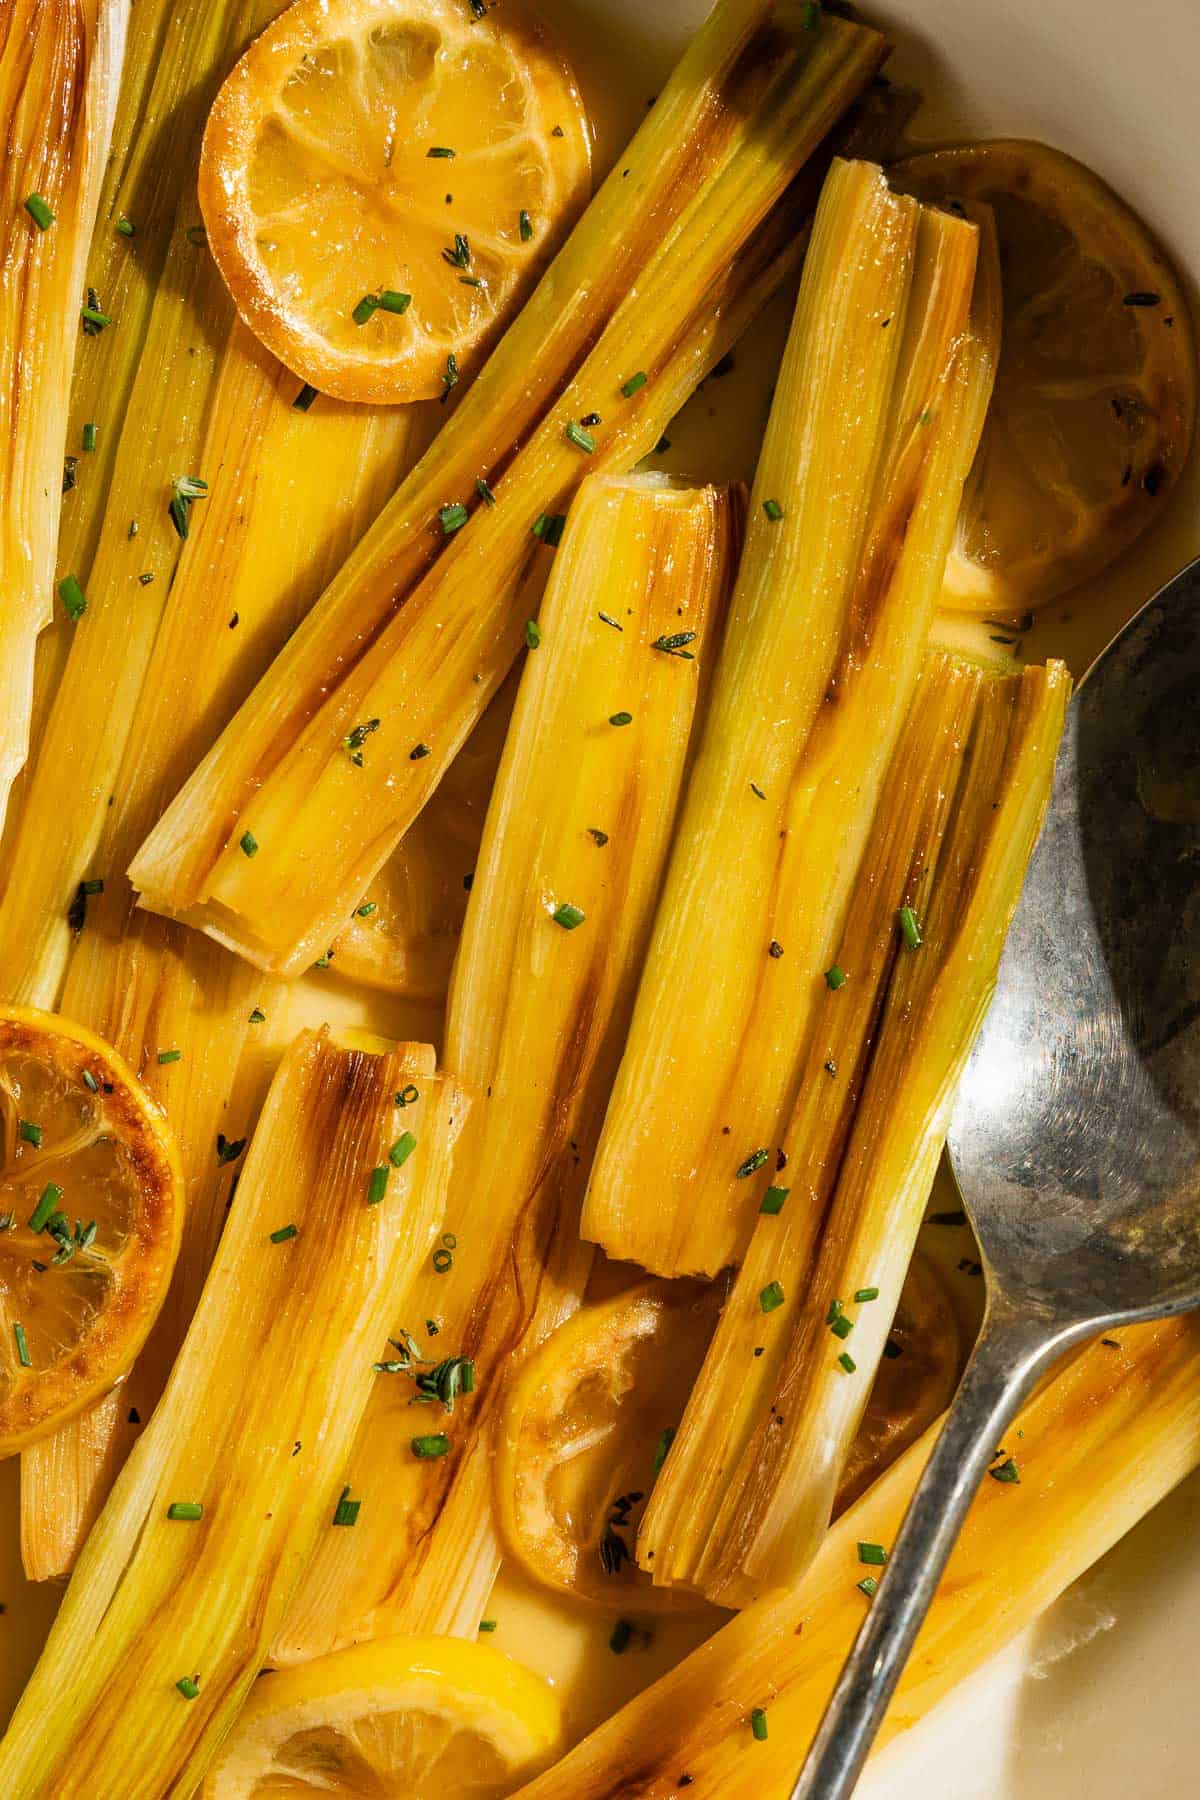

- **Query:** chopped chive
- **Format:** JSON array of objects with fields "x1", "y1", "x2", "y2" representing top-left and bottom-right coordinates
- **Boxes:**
[
  {"x1": 588, "y1": 827, "x2": 609, "y2": 846},
  {"x1": 989, "y1": 1457, "x2": 1021, "y2": 1484},
  {"x1": 293, "y1": 382, "x2": 319, "y2": 411},
  {"x1": 168, "y1": 474, "x2": 207, "y2": 539},
  {"x1": 440, "y1": 501, "x2": 469, "y2": 533},
  {"x1": 443, "y1": 232, "x2": 471, "y2": 269},
  {"x1": 81, "y1": 291, "x2": 111, "y2": 333},
  {"x1": 566, "y1": 420, "x2": 596, "y2": 453},
  {"x1": 552, "y1": 901, "x2": 585, "y2": 930},
  {"x1": 24, "y1": 193, "x2": 55, "y2": 230},
  {"x1": 858, "y1": 1542, "x2": 888, "y2": 1565},
  {"x1": 378, "y1": 289, "x2": 412, "y2": 313},
  {"x1": 412, "y1": 1433, "x2": 451, "y2": 1459},
  {"x1": 651, "y1": 1426, "x2": 676, "y2": 1479},
  {"x1": 389, "y1": 1131, "x2": 417, "y2": 1168},
  {"x1": 332, "y1": 1485, "x2": 361, "y2": 1526},
  {"x1": 736, "y1": 1148, "x2": 769, "y2": 1180},
  {"x1": 58, "y1": 573, "x2": 88, "y2": 622},
  {"x1": 838, "y1": 1351, "x2": 857, "y2": 1372},
  {"x1": 479, "y1": 1618, "x2": 498, "y2": 1632},
  {"x1": 608, "y1": 711, "x2": 633, "y2": 727},
  {"x1": 651, "y1": 630, "x2": 696, "y2": 658},
  {"x1": 269, "y1": 1223, "x2": 298, "y2": 1243},
  {"x1": 432, "y1": 1247, "x2": 453, "y2": 1272},
  {"x1": 82, "y1": 422, "x2": 98, "y2": 453},
  {"x1": 356, "y1": 900, "x2": 377, "y2": 918},
  {"x1": 857, "y1": 1576, "x2": 879, "y2": 1598},
  {"x1": 441, "y1": 351, "x2": 459, "y2": 402},
  {"x1": 597, "y1": 611, "x2": 622, "y2": 630},
  {"x1": 166, "y1": 1501, "x2": 203, "y2": 1521},
  {"x1": 396, "y1": 1084, "x2": 420, "y2": 1107},
  {"x1": 239, "y1": 830, "x2": 258, "y2": 858},
  {"x1": 13, "y1": 1323, "x2": 31, "y2": 1368},
  {"x1": 215, "y1": 1134, "x2": 246, "y2": 1165},
  {"x1": 854, "y1": 1286, "x2": 879, "y2": 1303},
  {"x1": 762, "y1": 498, "x2": 783, "y2": 521},
  {"x1": 759, "y1": 1279, "x2": 785, "y2": 1314},
  {"x1": 82, "y1": 1069, "x2": 99, "y2": 1093},
  {"x1": 825, "y1": 964, "x2": 847, "y2": 990},
  {"x1": 524, "y1": 619, "x2": 542, "y2": 649},
  {"x1": 897, "y1": 905, "x2": 922, "y2": 950},
  {"x1": 519, "y1": 209, "x2": 533, "y2": 242},
  {"x1": 609, "y1": 1619, "x2": 633, "y2": 1655},
  {"x1": 29, "y1": 1184, "x2": 62, "y2": 1232},
  {"x1": 352, "y1": 293, "x2": 380, "y2": 324},
  {"x1": 176, "y1": 1676, "x2": 200, "y2": 1700},
  {"x1": 760, "y1": 1185, "x2": 789, "y2": 1215},
  {"x1": 249, "y1": 1007, "x2": 266, "y2": 1024},
  {"x1": 157, "y1": 1048, "x2": 182, "y2": 1064},
  {"x1": 531, "y1": 512, "x2": 566, "y2": 546},
  {"x1": 18, "y1": 1119, "x2": 42, "y2": 1149},
  {"x1": 410, "y1": 742, "x2": 432, "y2": 760},
  {"x1": 621, "y1": 370, "x2": 648, "y2": 398},
  {"x1": 62, "y1": 455, "x2": 78, "y2": 493},
  {"x1": 475, "y1": 476, "x2": 496, "y2": 507},
  {"x1": 830, "y1": 1313, "x2": 853, "y2": 1340},
  {"x1": 367, "y1": 1165, "x2": 389, "y2": 1206},
  {"x1": 826, "y1": 1297, "x2": 844, "y2": 1324},
  {"x1": 116, "y1": 215, "x2": 135, "y2": 237},
  {"x1": 751, "y1": 1708, "x2": 769, "y2": 1742},
  {"x1": 427, "y1": 145, "x2": 456, "y2": 158}
]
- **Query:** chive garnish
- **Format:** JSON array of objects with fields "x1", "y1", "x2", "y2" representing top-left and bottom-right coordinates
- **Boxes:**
[
  {"x1": 379, "y1": 289, "x2": 412, "y2": 313},
  {"x1": 166, "y1": 1501, "x2": 203, "y2": 1521},
  {"x1": 989, "y1": 1457, "x2": 1021, "y2": 1484},
  {"x1": 751, "y1": 1708, "x2": 769, "y2": 1742},
  {"x1": 857, "y1": 1542, "x2": 888, "y2": 1565},
  {"x1": 825, "y1": 964, "x2": 847, "y2": 990},
  {"x1": 239, "y1": 830, "x2": 258, "y2": 858},
  {"x1": 830, "y1": 1314, "x2": 853, "y2": 1340},
  {"x1": 427, "y1": 145, "x2": 456, "y2": 158},
  {"x1": 476, "y1": 476, "x2": 496, "y2": 506},
  {"x1": 479, "y1": 1618, "x2": 498, "y2": 1632},
  {"x1": 29, "y1": 1184, "x2": 62, "y2": 1233},
  {"x1": 759, "y1": 1280, "x2": 784, "y2": 1314},
  {"x1": 588, "y1": 827, "x2": 609, "y2": 846},
  {"x1": 531, "y1": 512, "x2": 566, "y2": 545},
  {"x1": 58, "y1": 574, "x2": 88, "y2": 622},
  {"x1": 18, "y1": 1120, "x2": 42, "y2": 1149},
  {"x1": 762, "y1": 498, "x2": 783, "y2": 521},
  {"x1": 552, "y1": 902, "x2": 585, "y2": 930},
  {"x1": 857, "y1": 1576, "x2": 879, "y2": 1598},
  {"x1": 82, "y1": 1069, "x2": 99, "y2": 1093},
  {"x1": 13, "y1": 1323, "x2": 31, "y2": 1367},
  {"x1": 157, "y1": 1048, "x2": 182, "y2": 1064},
  {"x1": 116, "y1": 215, "x2": 135, "y2": 237},
  {"x1": 168, "y1": 475, "x2": 207, "y2": 540},
  {"x1": 176, "y1": 1676, "x2": 200, "y2": 1700},
  {"x1": 519, "y1": 209, "x2": 533, "y2": 242},
  {"x1": 621, "y1": 370, "x2": 648, "y2": 398},
  {"x1": 609, "y1": 711, "x2": 633, "y2": 727},
  {"x1": 736, "y1": 1148, "x2": 769, "y2": 1180},
  {"x1": 367, "y1": 1166, "x2": 389, "y2": 1206},
  {"x1": 352, "y1": 293, "x2": 380, "y2": 325},
  {"x1": 432, "y1": 1247, "x2": 453, "y2": 1272},
  {"x1": 651, "y1": 1426, "x2": 675, "y2": 1479},
  {"x1": 389, "y1": 1132, "x2": 416, "y2": 1168},
  {"x1": 524, "y1": 619, "x2": 542, "y2": 648},
  {"x1": 760, "y1": 1185, "x2": 788, "y2": 1215},
  {"x1": 332, "y1": 1485, "x2": 361, "y2": 1526},
  {"x1": 293, "y1": 382, "x2": 319, "y2": 411},
  {"x1": 356, "y1": 900, "x2": 376, "y2": 918},
  {"x1": 838, "y1": 1351, "x2": 857, "y2": 1372},
  {"x1": 25, "y1": 194, "x2": 55, "y2": 230},
  {"x1": 216, "y1": 1134, "x2": 246, "y2": 1165},
  {"x1": 269, "y1": 1223, "x2": 298, "y2": 1243},
  {"x1": 410, "y1": 742, "x2": 432, "y2": 760},
  {"x1": 897, "y1": 904, "x2": 922, "y2": 950},
  {"x1": 249, "y1": 1007, "x2": 266, "y2": 1024},
  {"x1": 566, "y1": 420, "x2": 596, "y2": 453},
  {"x1": 82, "y1": 422, "x2": 97, "y2": 453},
  {"x1": 81, "y1": 290, "x2": 111, "y2": 333},
  {"x1": 396, "y1": 1083, "x2": 420, "y2": 1107},
  {"x1": 440, "y1": 501, "x2": 469, "y2": 533},
  {"x1": 854, "y1": 1287, "x2": 879, "y2": 1303},
  {"x1": 597, "y1": 611, "x2": 622, "y2": 630},
  {"x1": 441, "y1": 351, "x2": 459, "y2": 402},
  {"x1": 651, "y1": 630, "x2": 696, "y2": 658},
  {"x1": 343, "y1": 717, "x2": 381, "y2": 766},
  {"x1": 411, "y1": 1433, "x2": 451, "y2": 1458},
  {"x1": 443, "y1": 232, "x2": 471, "y2": 269}
]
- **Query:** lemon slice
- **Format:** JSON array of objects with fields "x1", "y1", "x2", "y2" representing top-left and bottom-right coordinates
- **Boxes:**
[
  {"x1": 836, "y1": 1254, "x2": 961, "y2": 1513},
  {"x1": 895, "y1": 140, "x2": 1196, "y2": 614},
  {"x1": 495, "y1": 1277, "x2": 722, "y2": 1611},
  {"x1": 0, "y1": 1006, "x2": 183, "y2": 1455},
  {"x1": 200, "y1": 0, "x2": 591, "y2": 403},
  {"x1": 202, "y1": 1637, "x2": 564, "y2": 1797}
]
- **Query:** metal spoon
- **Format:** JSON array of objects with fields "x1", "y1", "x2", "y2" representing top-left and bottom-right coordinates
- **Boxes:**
[{"x1": 793, "y1": 556, "x2": 1200, "y2": 1800}]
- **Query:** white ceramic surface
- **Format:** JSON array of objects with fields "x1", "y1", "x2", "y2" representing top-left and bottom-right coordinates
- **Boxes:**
[{"x1": 541, "y1": 2, "x2": 1200, "y2": 1793}]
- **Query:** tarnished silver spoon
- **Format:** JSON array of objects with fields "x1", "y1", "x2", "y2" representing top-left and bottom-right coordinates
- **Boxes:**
[{"x1": 793, "y1": 556, "x2": 1200, "y2": 1799}]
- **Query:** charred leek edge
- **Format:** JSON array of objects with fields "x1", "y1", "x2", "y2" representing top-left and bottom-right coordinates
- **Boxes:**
[
  {"x1": 0, "y1": 0, "x2": 126, "y2": 833},
  {"x1": 514, "y1": 1318, "x2": 1200, "y2": 1799},
  {"x1": 130, "y1": 7, "x2": 889, "y2": 973},
  {"x1": 584, "y1": 163, "x2": 981, "y2": 1280},
  {"x1": 18, "y1": 319, "x2": 420, "y2": 1575},
  {"x1": 0, "y1": 1032, "x2": 464, "y2": 1797},
  {"x1": 695, "y1": 661, "x2": 1071, "y2": 1606},
  {"x1": 273, "y1": 473, "x2": 739, "y2": 1663},
  {"x1": 639, "y1": 648, "x2": 983, "y2": 1588}
]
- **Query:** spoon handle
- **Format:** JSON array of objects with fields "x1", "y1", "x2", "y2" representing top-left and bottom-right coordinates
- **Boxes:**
[{"x1": 789, "y1": 1307, "x2": 1059, "y2": 1800}]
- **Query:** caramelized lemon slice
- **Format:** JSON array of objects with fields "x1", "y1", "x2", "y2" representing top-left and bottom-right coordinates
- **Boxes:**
[
  {"x1": 200, "y1": 0, "x2": 591, "y2": 403},
  {"x1": 896, "y1": 140, "x2": 1196, "y2": 613},
  {"x1": 0, "y1": 1007, "x2": 183, "y2": 1455},
  {"x1": 202, "y1": 1637, "x2": 564, "y2": 1797}
]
